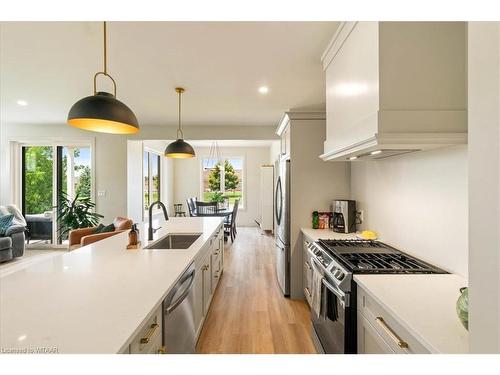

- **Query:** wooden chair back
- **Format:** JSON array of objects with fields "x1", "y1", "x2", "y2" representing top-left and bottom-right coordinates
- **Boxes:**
[{"x1": 195, "y1": 201, "x2": 218, "y2": 216}]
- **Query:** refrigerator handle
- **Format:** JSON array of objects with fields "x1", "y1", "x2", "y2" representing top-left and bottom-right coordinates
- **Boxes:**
[{"x1": 275, "y1": 176, "x2": 282, "y2": 225}]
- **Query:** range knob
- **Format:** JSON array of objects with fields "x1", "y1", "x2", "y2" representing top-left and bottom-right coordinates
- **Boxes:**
[{"x1": 333, "y1": 269, "x2": 345, "y2": 280}]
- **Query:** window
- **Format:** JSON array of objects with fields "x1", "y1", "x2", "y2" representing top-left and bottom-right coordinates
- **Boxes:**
[
  {"x1": 144, "y1": 150, "x2": 161, "y2": 212},
  {"x1": 201, "y1": 157, "x2": 244, "y2": 208}
]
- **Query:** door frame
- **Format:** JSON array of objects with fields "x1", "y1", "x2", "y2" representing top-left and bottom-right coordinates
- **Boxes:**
[{"x1": 11, "y1": 137, "x2": 95, "y2": 248}]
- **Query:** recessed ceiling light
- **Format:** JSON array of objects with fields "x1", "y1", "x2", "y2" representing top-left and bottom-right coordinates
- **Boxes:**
[
  {"x1": 371, "y1": 150, "x2": 382, "y2": 155},
  {"x1": 349, "y1": 156, "x2": 358, "y2": 160},
  {"x1": 258, "y1": 86, "x2": 269, "y2": 94},
  {"x1": 16, "y1": 100, "x2": 28, "y2": 106}
]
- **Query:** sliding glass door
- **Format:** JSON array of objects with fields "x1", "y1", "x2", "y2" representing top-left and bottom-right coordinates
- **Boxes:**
[
  {"x1": 21, "y1": 144, "x2": 93, "y2": 247},
  {"x1": 22, "y1": 146, "x2": 55, "y2": 245}
]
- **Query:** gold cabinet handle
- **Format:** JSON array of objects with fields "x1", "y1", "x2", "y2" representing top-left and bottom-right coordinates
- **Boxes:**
[
  {"x1": 140, "y1": 323, "x2": 159, "y2": 345},
  {"x1": 157, "y1": 346, "x2": 166, "y2": 354},
  {"x1": 375, "y1": 317, "x2": 408, "y2": 349}
]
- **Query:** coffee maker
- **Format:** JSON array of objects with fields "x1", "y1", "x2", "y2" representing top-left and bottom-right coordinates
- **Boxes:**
[{"x1": 331, "y1": 200, "x2": 357, "y2": 233}]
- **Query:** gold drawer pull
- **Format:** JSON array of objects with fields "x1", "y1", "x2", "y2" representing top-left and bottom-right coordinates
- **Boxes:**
[
  {"x1": 140, "y1": 323, "x2": 159, "y2": 345},
  {"x1": 157, "y1": 346, "x2": 167, "y2": 354},
  {"x1": 375, "y1": 317, "x2": 408, "y2": 349}
]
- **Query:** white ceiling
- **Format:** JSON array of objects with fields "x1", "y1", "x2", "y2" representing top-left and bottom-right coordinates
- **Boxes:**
[{"x1": 0, "y1": 21, "x2": 338, "y2": 127}]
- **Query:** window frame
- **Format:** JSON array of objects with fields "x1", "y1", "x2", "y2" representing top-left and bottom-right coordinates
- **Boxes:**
[
  {"x1": 199, "y1": 154, "x2": 246, "y2": 209},
  {"x1": 143, "y1": 148, "x2": 162, "y2": 215}
]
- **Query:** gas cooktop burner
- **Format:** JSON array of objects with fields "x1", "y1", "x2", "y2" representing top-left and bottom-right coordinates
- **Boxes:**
[{"x1": 317, "y1": 239, "x2": 446, "y2": 274}]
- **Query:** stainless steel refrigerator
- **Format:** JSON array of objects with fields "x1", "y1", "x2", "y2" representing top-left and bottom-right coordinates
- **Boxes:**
[{"x1": 274, "y1": 155, "x2": 290, "y2": 296}]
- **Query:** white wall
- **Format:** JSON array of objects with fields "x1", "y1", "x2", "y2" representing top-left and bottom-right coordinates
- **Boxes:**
[
  {"x1": 468, "y1": 22, "x2": 500, "y2": 353},
  {"x1": 269, "y1": 140, "x2": 281, "y2": 165},
  {"x1": 351, "y1": 145, "x2": 468, "y2": 277},
  {"x1": 173, "y1": 145, "x2": 270, "y2": 226},
  {"x1": 127, "y1": 140, "x2": 144, "y2": 224}
]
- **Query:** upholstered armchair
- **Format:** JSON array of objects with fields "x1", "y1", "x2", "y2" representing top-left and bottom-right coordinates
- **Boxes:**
[{"x1": 68, "y1": 216, "x2": 133, "y2": 250}]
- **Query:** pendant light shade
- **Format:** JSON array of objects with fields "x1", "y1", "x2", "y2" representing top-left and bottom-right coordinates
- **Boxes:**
[
  {"x1": 68, "y1": 91, "x2": 139, "y2": 134},
  {"x1": 165, "y1": 87, "x2": 195, "y2": 158},
  {"x1": 164, "y1": 139, "x2": 196, "y2": 158},
  {"x1": 68, "y1": 22, "x2": 139, "y2": 134}
]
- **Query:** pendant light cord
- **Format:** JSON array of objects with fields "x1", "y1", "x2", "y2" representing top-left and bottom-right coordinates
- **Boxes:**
[
  {"x1": 93, "y1": 21, "x2": 117, "y2": 96},
  {"x1": 177, "y1": 89, "x2": 183, "y2": 139},
  {"x1": 103, "y1": 21, "x2": 107, "y2": 74}
]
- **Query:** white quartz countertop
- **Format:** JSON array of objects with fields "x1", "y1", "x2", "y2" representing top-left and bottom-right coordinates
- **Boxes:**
[
  {"x1": 301, "y1": 228, "x2": 358, "y2": 241},
  {"x1": 0, "y1": 217, "x2": 222, "y2": 354},
  {"x1": 354, "y1": 274, "x2": 469, "y2": 354}
]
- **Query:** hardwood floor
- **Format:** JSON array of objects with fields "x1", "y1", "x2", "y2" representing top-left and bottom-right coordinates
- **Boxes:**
[{"x1": 196, "y1": 227, "x2": 316, "y2": 354}]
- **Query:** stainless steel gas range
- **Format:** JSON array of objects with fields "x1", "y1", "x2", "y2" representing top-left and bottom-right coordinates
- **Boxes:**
[{"x1": 307, "y1": 239, "x2": 447, "y2": 354}]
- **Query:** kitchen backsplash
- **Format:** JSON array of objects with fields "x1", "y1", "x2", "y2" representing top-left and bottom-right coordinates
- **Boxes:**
[{"x1": 350, "y1": 145, "x2": 468, "y2": 277}]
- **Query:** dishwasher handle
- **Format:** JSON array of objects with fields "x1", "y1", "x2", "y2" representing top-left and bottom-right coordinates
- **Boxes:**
[{"x1": 164, "y1": 268, "x2": 195, "y2": 315}]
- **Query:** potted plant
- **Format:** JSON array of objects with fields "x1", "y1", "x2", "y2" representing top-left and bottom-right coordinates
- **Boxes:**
[{"x1": 55, "y1": 191, "x2": 103, "y2": 241}]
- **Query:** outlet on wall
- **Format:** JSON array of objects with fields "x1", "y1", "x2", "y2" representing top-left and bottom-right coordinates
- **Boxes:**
[{"x1": 357, "y1": 210, "x2": 364, "y2": 224}]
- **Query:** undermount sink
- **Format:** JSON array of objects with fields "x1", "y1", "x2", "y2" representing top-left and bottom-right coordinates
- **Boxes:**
[{"x1": 144, "y1": 233, "x2": 202, "y2": 250}]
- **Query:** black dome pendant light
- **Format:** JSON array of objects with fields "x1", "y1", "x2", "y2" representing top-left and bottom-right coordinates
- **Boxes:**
[
  {"x1": 67, "y1": 22, "x2": 139, "y2": 134},
  {"x1": 165, "y1": 87, "x2": 195, "y2": 158}
]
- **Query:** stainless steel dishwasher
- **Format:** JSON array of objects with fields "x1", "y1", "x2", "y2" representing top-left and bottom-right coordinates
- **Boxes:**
[{"x1": 162, "y1": 262, "x2": 196, "y2": 353}]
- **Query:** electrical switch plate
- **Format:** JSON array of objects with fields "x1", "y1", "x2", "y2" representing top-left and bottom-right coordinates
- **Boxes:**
[{"x1": 98, "y1": 190, "x2": 106, "y2": 198}]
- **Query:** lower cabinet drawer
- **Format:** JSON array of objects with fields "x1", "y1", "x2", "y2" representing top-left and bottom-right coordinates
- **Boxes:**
[
  {"x1": 130, "y1": 306, "x2": 163, "y2": 354},
  {"x1": 357, "y1": 287, "x2": 430, "y2": 354},
  {"x1": 358, "y1": 313, "x2": 396, "y2": 354}
]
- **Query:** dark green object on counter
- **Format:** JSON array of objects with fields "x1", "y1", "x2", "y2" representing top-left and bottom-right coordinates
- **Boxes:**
[
  {"x1": 312, "y1": 211, "x2": 319, "y2": 229},
  {"x1": 456, "y1": 287, "x2": 469, "y2": 330}
]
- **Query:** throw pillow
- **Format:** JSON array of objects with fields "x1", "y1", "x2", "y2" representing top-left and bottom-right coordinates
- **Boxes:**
[
  {"x1": 95, "y1": 223, "x2": 115, "y2": 234},
  {"x1": 0, "y1": 214, "x2": 14, "y2": 235},
  {"x1": 93, "y1": 224, "x2": 105, "y2": 233},
  {"x1": 7, "y1": 204, "x2": 27, "y2": 227}
]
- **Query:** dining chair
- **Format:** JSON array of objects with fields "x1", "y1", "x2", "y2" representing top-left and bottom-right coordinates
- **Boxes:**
[
  {"x1": 195, "y1": 201, "x2": 218, "y2": 216},
  {"x1": 186, "y1": 197, "x2": 198, "y2": 217},
  {"x1": 224, "y1": 199, "x2": 239, "y2": 242}
]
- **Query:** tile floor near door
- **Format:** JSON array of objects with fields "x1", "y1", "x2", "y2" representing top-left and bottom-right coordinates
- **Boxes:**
[{"x1": 196, "y1": 227, "x2": 316, "y2": 354}]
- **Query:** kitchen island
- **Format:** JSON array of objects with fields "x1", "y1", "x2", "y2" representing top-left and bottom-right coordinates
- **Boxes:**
[{"x1": 0, "y1": 217, "x2": 223, "y2": 354}]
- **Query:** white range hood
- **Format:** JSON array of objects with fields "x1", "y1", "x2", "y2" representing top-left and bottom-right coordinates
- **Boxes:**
[{"x1": 320, "y1": 22, "x2": 468, "y2": 162}]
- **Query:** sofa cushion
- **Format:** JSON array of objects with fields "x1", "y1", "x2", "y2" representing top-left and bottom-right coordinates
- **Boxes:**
[{"x1": 0, "y1": 214, "x2": 14, "y2": 235}]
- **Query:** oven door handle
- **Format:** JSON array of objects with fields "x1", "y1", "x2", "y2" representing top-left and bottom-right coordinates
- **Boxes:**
[
  {"x1": 322, "y1": 278, "x2": 349, "y2": 308},
  {"x1": 310, "y1": 257, "x2": 350, "y2": 308}
]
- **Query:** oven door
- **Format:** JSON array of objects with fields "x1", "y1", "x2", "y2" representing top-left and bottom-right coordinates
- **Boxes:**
[{"x1": 310, "y1": 260, "x2": 354, "y2": 354}]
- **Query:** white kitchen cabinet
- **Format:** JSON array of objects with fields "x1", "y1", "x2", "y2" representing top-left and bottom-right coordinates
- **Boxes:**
[
  {"x1": 211, "y1": 229, "x2": 223, "y2": 293},
  {"x1": 321, "y1": 22, "x2": 467, "y2": 161},
  {"x1": 302, "y1": 235, "x2": 313, "y2": 306},
  {"x1": 358, "y1": 314, "x2": 396, "y2": 354},
  {"x1": 357, "y1": 284, "x2": 430, "y2": 354},
  {"x1": 193, "y1": 224, "x2": 224, "y2": 340},
  {"x1": 129, "y1": 305, "x2": 163, "y2": 354},
  {"x1": 202, "y1": 249, "x2": 212, "y2": 315}
]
